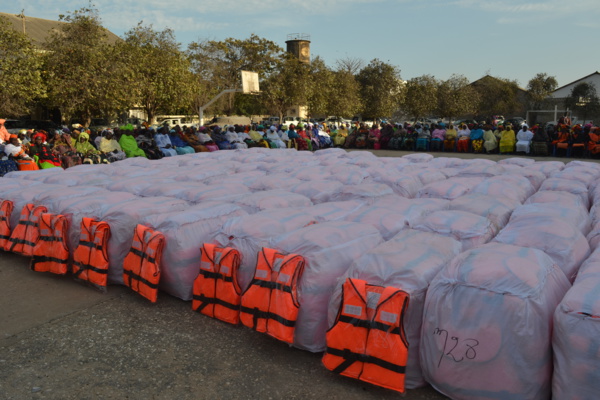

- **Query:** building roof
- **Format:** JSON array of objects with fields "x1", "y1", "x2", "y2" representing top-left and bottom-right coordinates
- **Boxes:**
[
  {"x1": 469, "y1": 74, "x2": 527, "y2": 93},
  {"x1": 553, "y1": 71, "x2": 600, "y2": 93},
  {"x1": 0, "y1": 12, "x2": 121, "y2": 48}
]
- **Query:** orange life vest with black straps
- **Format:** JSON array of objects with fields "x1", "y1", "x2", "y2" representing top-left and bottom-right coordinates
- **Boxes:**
[
  {"x1": 0, "y1": 200, "x2": 14, "y2": 249},
  {"x1": 192, "y1": 243, "x2": 242, "y2": 325},
  {"x1": 6, "y1": 203, "x2": 47, "y2": 256},
  {"x1": 30, "y1": 213, "x2": 70, "y2": 275},
  {"x1": 239, "y1": 247, "x2": 305, "y2": 344},
  {"x1": 72, "y1": 217, "x2": 111, "y2": 291},
  {"x1": 122, "y1": 224, "x2": 165, "y2": 303},
  {"x1": 322, "y1": 278, "x2": 410, "y2": 393}
]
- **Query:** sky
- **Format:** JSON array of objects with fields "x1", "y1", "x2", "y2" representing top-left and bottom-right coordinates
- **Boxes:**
[{"x1": 4, "y1": 0, "x2": 600, "y2": 88}]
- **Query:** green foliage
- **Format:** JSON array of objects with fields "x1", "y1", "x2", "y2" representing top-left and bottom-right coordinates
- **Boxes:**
[
  {"x1": 0, "y1": 16, "x2": 45, "y2": 116},
  {"x1": 527, "y1": 73, "x2": 558, "y2": 110},
  {"x1": 565, "y1": 82, "x2": 600, "y2": 123},
  {"x1": 402, "y1": 75, "x2": 439, "y2": 122},
  {"x1": 471, "y1": 75, "x2": 524, "y2": 117},
  {"x1": 436, "y1": 74, "x2": 480, "y2": 122},
  {"x1": 123, "y1": 23, "x2": 197, "y2": 123},
  {"x1": 356, "y1": 59, "x2": 403, "y2": 120}
]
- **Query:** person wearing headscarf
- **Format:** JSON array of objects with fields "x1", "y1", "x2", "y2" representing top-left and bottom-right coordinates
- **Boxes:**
[
  {"x1": 5, "y1": 134, "x2": 39, "y2": 170},
  {"x1": 135, "y1": 129, "x2": 162, "y2": 159},
  {"x1": 265, "y1": 125, "x2": 285, "y2": 149},
  {"x1": 430, "y1": 123, "x2": 446, "y2": 151},
  {"x1": 99, "y1": 130, "x2": 126, "y2": 162},
  {"x1": 532, "y1": 125, "x2": 550, "y2": 156},
  {"x1": 278, "y1": 124, "x2": 290, "y2": 146},
  {"x1": 499, "y1": 124, "x2": 516, "y2": 154},
  {"x1": 444, "y1": 124, "x2": 457, "y2": 151},
  {"x1": 334, "y1": 124, "x2": 348, "y2": 147},
  {"x1": 470, "y1": 124, "x2": 485, "y2": 153},
  {"x1": 482, "y1": 124, "x2": 498, "y2": 153},
  {"x1": 515, "y1": 124, "x2": 534, "y2": 154},
  {"x1": 119, "y1": 129, "x2": 148, "y2": 158},
  {"x1": 456, "y1": 123, "x2": 471, "y2": 152},
  {"x1": 183, "y1": 128, "x2": 209, "y2": 152},
  {"x1": 28, "y1": 132, "x2": 61, "y2": 169},
  {"x1": 415, "y1": 124, "x2": 431, "y2": 151},
  {"x1": 367, "y1": 124, "x2": 381, "y2": 149},
  {"x1": 0, "y1": 119, "x2": 11, "y2": 144},
  {"x1": 154, "y1": 127, "x2": 178, "y2": 157},
  {"x1": 75, "y1": 131, "x2": 102, "y2": 163},
  {"x1": 52, "y1": 132, "x2": 82, "y2": 168},
  {"x1": 169, "y1": 129, "x2": 195, "y2": 154}
]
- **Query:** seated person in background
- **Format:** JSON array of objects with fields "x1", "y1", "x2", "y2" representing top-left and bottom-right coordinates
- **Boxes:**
[
  {"x1": 5, "y1": 134, "x2": 38, "y2": 171},
  {"x1": 456, "y1": 124, "x2": 471, "y2": 152},
  {"x1": 75, "y1": 131, "x2": 106, "y2": 164},
  {"x1": 183, "y1": 127, "x2": 209, "y2": 152},
  {"x1": 169, "y1": 128, "x2": 195, "y2": 154},
  {"x1": 532, "y1": 125, "x2": 550, "y2": 156},
  {"x1": 99, "y1": 130, "x2": 127, "y2": 162},
  {"x1": 367, "y1": 124, "x2": 381, "y2": 149},
  {"x1": 135, "y1": 129, "x2": 162, "y2": 159},
  {"x1": 470, "y1": 124, "x2": 485, "y2": 153},
  {"x1": 499, "y1": 124, "x2": 516, "y2": 154},
  {"x1": 154, "y1": 127, "x2": 178, "y2": 157},
  {"x1": 265, "y1": 125, "x2": 286, "y2": 148},
  {"x1": 28, "y1": 132, "x2": 61, "y2": 169},
  {"x1": 482, "y1": 124, "x2": 498, "y2": 153},
  {"x1": 430, "y1": 123, "x2": 446, "y2": 151},
  {"x1": 119, "y1": 128, "x2": 148, "y2": 158},
  {"x1": 515, "y1": 124, "x2": 534, "y2": 154}
]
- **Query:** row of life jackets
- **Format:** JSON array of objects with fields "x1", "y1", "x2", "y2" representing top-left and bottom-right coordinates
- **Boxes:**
[{"x1": 192, "y1": 245, "x2": 305, "y2": 344}]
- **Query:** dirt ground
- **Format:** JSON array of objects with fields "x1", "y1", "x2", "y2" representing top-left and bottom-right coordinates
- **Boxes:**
[{"x1": 1, "y1": 149, "x2": 587, "y2": 399}]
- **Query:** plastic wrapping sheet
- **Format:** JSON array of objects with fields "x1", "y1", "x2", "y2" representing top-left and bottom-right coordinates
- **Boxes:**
[
  {"x1": 526, "y1": 190, "x2": 586, "y2": 211},
  {"x1": 2, "y1": 184, "x2": 66, "y2": 229},
  {"x1": 343, "y1": 205, "x2": 411, "y2": 240},
  {"x1": 497, "y1": 157, "x2": 536, "y2": 167},
  {"x1": 175, "y1": 183, "x2": 251, "y2": 204},
  {"x1": 328, "y1": 229, "x2": 462, "y2": 389},
  {"x1": 314, "y1": 147, "x2": 347, "y2": 158},
  {"x1": 552, "y1": 255, "x2": 600, "y2": 400},
  {"x1": 346, "y1": 150, "x2": 378, "y2": 160},
  {"x1": 32, "y1": 186, "x2": 108, "y2": 206},
  {"x1": 373, "y1": 196, "x2": 450, "y2": 226},
  {"x1": 109, "y1": 166, "x2": 159, "y2": 178},
  {"x1": 248, "y1": 174, "x2": 303, "y2": 191},
  {"x1": 472, "y1": 175, "x2": 535, "y2": 204},
  {"x1": 329, "y1": 182, "x2": 395, "y2": 205},
  {"x1": 586, "y1": 225, "x2": 600, "y2": 250},
  {"x1": 139, "y1": 203, "x2": 248, "y2": 300},
  {"x1": 204, "y1": 170, "x2": 266, "y2": 187},
  {"x1": 300, "y1": 200, "x2": 366, "y2": 222},
  {"x1": 396, "y1": 164, "x2": 422, "y2": 173},
  {"x1": 110, "y1": 156, "x2": 154, "y2": 168},
  {"x1": 428, "y1": 157, "x2": 468, "y2": 169},
  {"x1": 449, "y1": 193, "x2": 520, "y2": 230},
  {"x1": 173, "y1": 169, "x2": 230, "y2": 183},
  {"x1": 288, "y1": 167, "x2": 331, "y2": 181},
  {"x1": 510, "y1": 202, "x2": 592, "y2": 236},
  {"x1": 327, "y1": 164, "x2": 370, "y2": 185},
  {"x1": 551, "y1": 167, "x2": 599, "y2": 188},
  {"x1": 139, "y1": 182, "x2": 207, "y2": 198},
  {"x1": 269, "y1": 221, "x2": 384, "y2": 352},
  {"x1": 233, "y1": 189, "x2": 312, "y2": 214},
  {"x1": 417, "y1": 177, "x2": 483, "y2": 200},
  {"x1": 4, "y1": 168, "x2": 63, "y2": 181},
  {"x1": 420, "y1": 243, "x2": 570, "y2": 400},
  {"x1": 493, "y1": 215, "x2": 590, "y2": 282},
  {"x1": 41, "y1": 171, "x2": 109, "y2": 187},
  {"x1": 346, "y1": 157, "x2": 384, "y2": 169},
  {"x1": 214, "y1": 208, "x2": 318, "y2": 291},
  {"x1": 506, "y1": 168, "x2": 547, "y2": 191},
  {"x1": 411, "y1": 210, "x2": 498, "y2": 251},
  {"x1": 402, "y1": 153, "x2": 434, "y2": 163},
  {"x1": 528, "y1": 161, "x2": 565, "y2": 177},
  {"x1": 105, "y1": 177, "x2": 174, "y2": 196},
  {"x1": 455, "y1": 163, "x2": 505, "y2": 178},
  {"x1": 288, "y1": 180, "x2": 345, "y2": 204},
  {"x1": 566, "y1": 160, "x2": 600, "y2": 172},
  {"x1": 404, "y1": 170, "x2": 448, "y2": 186},
  {"x1": 539, "y1": 177, "x2": 590, "y2": 209},
  {"x1": 370, "y1": 172, "x2": 422, "y2": 198},
  {"x1": 99, "y1": 196, "x2": 191, "y2": 285}
]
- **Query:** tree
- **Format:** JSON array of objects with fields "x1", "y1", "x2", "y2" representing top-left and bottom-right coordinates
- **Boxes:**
[
  {"x1": 0, "y1": 16, "x2": 45, "y2": 117},
  {"x1": 187, "y1": 35, "x2": 282, "y2": 116},
  {"x1": 527, "y1": 73, "x2": 558, "y2": 110},
  {"x1": 123, "y1": 23, "x2": 197, "y2": 123},
  {"x1": 356, "y1": 59, "x2": 403, "y2": 121},
  {"x1": 307, "y1": 57, "x2": 334, "y2": 117},
  {"x1": 471, "y1": 75, "x2": 524, "y2": 118},
  {"x1": 43, "y1": 6, "x2": 133, "y2": 125},
  {"x1": 565, "y1": 82, "x2": 600, "y2": 124},
  {"x1": 436, "y1": 74, "x2": 480, "y2": 123},
  {"x1": 335, "y1": 57, "x2": 365, "y2": 75},
  {"x1": 402, "y1": 75, "x2": 438, "y2": 123},
  {"x1": 327, "y1": 70, "x2": 362, "y2": 118}
]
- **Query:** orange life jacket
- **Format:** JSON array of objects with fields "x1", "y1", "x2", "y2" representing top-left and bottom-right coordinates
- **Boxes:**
[
  {"x1": 322, "y1": 278, "x2": 410, "y2": 393},
  {"x1": 0, "y1": 200, "x2": 14, "y2": 249},
  {"x1": 30, "y1": 213, "x2": 70, "y2": 275},
  {"x1": 122, "y1": 224, "x2": 165, "y2": 303},
  {"x1": 6, "y1": 203, "x2": 48, "y2": 256},
  {"x1": 72, "y1": 217, "x2": 111, "y2": 291},
  {"x1": 239, "y1": 247, "x2": 305, "y2": 344},
  {"x1": 192, "y1": 243, "x2": 242, "y2": 325}
]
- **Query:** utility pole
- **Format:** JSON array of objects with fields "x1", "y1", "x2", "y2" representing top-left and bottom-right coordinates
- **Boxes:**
[{"x1": 17, "y1": 9, "x2": 26, "y2": 35}]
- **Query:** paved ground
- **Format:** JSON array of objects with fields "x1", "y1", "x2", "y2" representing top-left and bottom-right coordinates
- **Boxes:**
[{"x1": 1, "y1": 149, "x2": 587, "y2": 400}]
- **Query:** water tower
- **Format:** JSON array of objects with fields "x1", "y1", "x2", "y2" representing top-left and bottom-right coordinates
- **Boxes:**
[{"x1": 286, "y1": 33, "x2": 311, "y2": 64}]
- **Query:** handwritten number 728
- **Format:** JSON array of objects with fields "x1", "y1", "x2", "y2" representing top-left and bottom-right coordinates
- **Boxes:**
[{"x1": 433, "y1": 328, "x2": 479, "y2": 368}]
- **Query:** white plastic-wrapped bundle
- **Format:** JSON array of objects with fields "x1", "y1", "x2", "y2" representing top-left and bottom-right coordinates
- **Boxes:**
[
  {"x1": 139, "y1": 181, "x2": 207, "y2": 198},
  {"x1": 288, "y1": 180, "x2": 345, "y2": 204},
  {"x1": 586, "y1": 224, "x2": 600, "y2": 250},
  {"x1": 99, "y1": 196, "x2": 190, "y2": 285},
  {"x1": 539, "y1": 177, "x2": 590, "y2": 209},
  {"x1": 455, "y1": 163, "x2": 504, "y2": 178},
  {"x1": 373, "y1": 196, "x2": 450, "y2": 226},
  {"x1": 2, "y1": 183, "x2": 66, "y2": 229},
  {"x1": 111, "y1": 156, "x2": 154, "y2": 168},
  {"x1": 368, "y1": 170, "x2": 422, "y2": 198},
  {"x1": 48, "y1": 191, "x2": 138, "y2": 256},
  {"x1": 248, "y1": 174, "x2": 303, "y2": 191},
  {"x1": 139, "y1": 203, "x2": 247, "y2": 300},
  {"x1": 109, "y1": 166, "x2": 159, "y2": 178},
  {"x1": 269, "y1": 221, "x2": 384, "y2": 352},
  {"x1": 507, "y1": 169, "x2": 547, "y2": 191},
  {"x1": 528, "y1": 161, "x2": 565, "y2": 177},
  {"x1": 420, "y1": 242, "x2": 570, "y2": 400},
  {"x1": 329, "y1": 229, "x2": 462, "y2": 389},
  {"x1": 402, "y1": 153, "x2": 434, "y2": 163},
  {"x1": 329, "y1": 182, "x2": 395, "y2": 204},
  {"x1": 105, "y1": 177, "x2": 174, "y2": 195},
  {"x1": 41, "y1": 171, "x2": 109, "y2": 187},
  {"x1": 328, "y1": 164, "x2": 370, "y2": 185},
  {"x1": 288, "y1": 166, "x2": 331, "y2": 181},
  {"x1": 552, "y1": 251, "x2": 600, "y2": 400},
  {"x1": 404, "y1": 170, "x2": 447, "y2": 186},
  {"x1": 32, "y1": 186, "x2": 108, "y2": 206},
  {"x1": 175, "y1": 183, "x2": 251, "y2": 203},
  {"x1": 411, "y1": 210, "x2": 498, "y2": 251},
  {"x1": 417, "y1": 177, "x2": 482, "y2": 200},
  {"x1": 497, "y1": 157, "x2": 535, "y2": 167},
  {"x1": 343, "y1": 206, "x2": 410, "y2": 240},
  {"x1": 301, "y1": 200, "x2": 366, "y2": 222},
  {"x1": 551, "y1": 167, "x2": 599, "y2": 188},
  {"x1": 214, "y1": 208, "x2": 318, "y2": 291},
  {"x1": 233, "y1": 189, "x2": 312, "y2": 214},
  {"x1": 204, "y1": 170, "x2": 266, "y2": 187},
  {"x1": 566, "y1": 160, "x2": 600, "y2": 172},
  {"x1": 526, "y1": 190, "x2": 586, "y2": 210},
  {"x1": 0, "y1": 177, "x2": 42, "y2": 191},
  {"x1": 173, "y1": 169, "x2": 230, "y2": 183},
  {"x1": 471, "y1": 175, "x2": 535, "y2": 204},
  {"x1": 4, "y1": 168, "x2": 63, "y2": 181},
  {"x1": 494, "y1": 215, "x2": 590, "y2": 281},
  {"x1": 510, "y1": 202, "x2": 592, "y2": 236},
  {"x1": 314, "y1": 147, "x2": 347, "y2": 158},
  {"x1": 449, "y1": 193, "x2": 519, "y2": 230}
]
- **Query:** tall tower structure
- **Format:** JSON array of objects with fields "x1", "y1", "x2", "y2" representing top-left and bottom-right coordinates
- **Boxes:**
[{"x1": 286, "y1": 33, "x2": 311, "y2": 64}]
